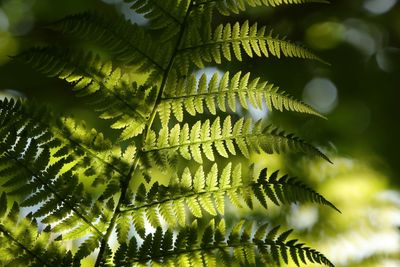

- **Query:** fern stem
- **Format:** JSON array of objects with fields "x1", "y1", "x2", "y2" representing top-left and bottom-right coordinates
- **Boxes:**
[
  {"x1": 0, "y1": 146, "x2": 104, "y2": 238},
  {"x1": 143, "y1": 0, "x2": 195, "y2": 203},
  {"x1": 0, "y1": 225, "x2": 50, "y2": 266},
  {"x1": 140, "y1": 0, "x2": 196, "y2": 216},
  {"x1": 144, "y1": 1, "x2": 194, "y2": 141},
  {"x1": 95, "y1": 3, "x2": 195, "y2": 265},
  {"x1": 94, "y1": 150, "x2": 142, "y2": 267}
]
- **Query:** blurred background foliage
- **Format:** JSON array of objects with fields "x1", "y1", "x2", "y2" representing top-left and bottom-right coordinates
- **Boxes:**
[{"x1": 0, "y1": 0, "x2": 399, "y2": 266}]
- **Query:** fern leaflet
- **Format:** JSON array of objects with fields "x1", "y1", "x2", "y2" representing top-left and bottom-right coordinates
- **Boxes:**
[
  {"x1": 176, "y1": 20, "x2": 326, "y2": 75},
  {"x1": 144, "y1": 116, "x2": 331, "y2": 164},
  {"x1": 112, "y1": 220, "x2": 334, "y2": 266},
  {"x1": 159, "y1": 70, "x2": 325, "y2": 125},
  {"x1": 118, "y1": 163, "x2": 339, "y2": 235}
]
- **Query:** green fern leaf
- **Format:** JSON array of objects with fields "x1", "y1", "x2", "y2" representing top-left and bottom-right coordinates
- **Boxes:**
[
  {"x1": 146, "y1": 206, "x2": 161, "y2": 228},
  {"x1": 116, "y1": 219, "x2": 334, "y2": 266},
  {"x1": 0, "y1": 112, "x2": 104, "y2": 240},
  {"x1": 74, "y1": 235, "x2": 100, "y2": 261},
  {"x1": 16, "y1": 49, "x2": 151, "y2": 140},
  {"x1": 159, "y1": 201, "x2": 177, "y2": 226},
  {"x1": 176, "y1": 20, "x2": 327, "y2": 74},
  {"x1": 116, "y1": 216, "x2": 131, "y2": 244},
  {"x1": 48, "y1": 12, "x2": 168, "y2": 73},
  {"x1": 144, "y1": 116, "x2": 330, "y2": 163},
  {"x1": 126, "y1": 0, "x2": 190, "y2": 41},
  {"x1": 160, "y1": 71, "x2": 324, "y2": 125},
  {"x1": 119, "y1": 163, "x2": 337, "y2": 232},
  {"x1": 199, "y1": 194, "x2": 218, "y2": 216},
  {"x1": 132, "y1": 210, "x2": 146, "y2": 238}
]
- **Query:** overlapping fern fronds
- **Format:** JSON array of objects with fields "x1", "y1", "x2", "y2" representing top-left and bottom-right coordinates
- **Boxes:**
[
  {"x1": 126, "y1": 0, "x2": 191, "y2": 41},
  {"x1": 0, "y1": 99, "x2": 136, "y2": 262},
  {"x1": 48, "y1": 12, "x2": 170, "y2": 73},
  {"x1": 0, "y1": 0, "x2": 338, "y2": 266},
  {"x1": 17, "y1": 48, "x2": 157, "y2": 140}
]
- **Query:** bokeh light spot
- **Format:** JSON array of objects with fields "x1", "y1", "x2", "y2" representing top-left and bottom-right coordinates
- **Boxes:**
[
  {"x1": 288, "y1": 205, "x2": 319, "y2": 231},
  {"x1": 2, "y1": 0, "x2": 35, "y2": 36},
  {"x1": 303, "y1": 78, "x2": 338, "y2": 114},
  {"x1": 363, "y1": 0, "x2": 397, "y2": 15},
  {"x1": 306, "y1": 21, "x2": 344, "y2": 50},
  {"x1": 376, "y1": 47, "x2": 400, "y2": 72},
  {"x1": 0, "y1": 9, "x2": 9, "y2": 31}
]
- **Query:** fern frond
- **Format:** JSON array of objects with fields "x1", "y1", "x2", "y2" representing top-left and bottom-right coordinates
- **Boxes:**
[
  {"x1": 48, "y1": 12, "x2": 169, "y2": 74},
  {"x1": 3, "y1": 1, "x2": 339, "y2": 265},
  {"x1": 111, "y1": 220, "x2": 334, "y2": 267},
  {"x1": 0, "y1": 99, "x2": 122, "y2": 245},
  {"x1": 0, "y1": 98, "x2": 135, "y2": 189},
  {"x1": 176, "y1": 20, "x2": 326, "y2": 74},
  {"x1": 144, "y1": 116, "x2": 330, "y2": 164},
  {"x1": 159, "y1": 70, "x2": 324, "y2": 125},
  {"x1": 126, "y1": 0, "x2": 190, "y2": 41},
  {"x1": 56, "y1": 116, "x2": 138, "y2": 178},
  {"x1": 0, "y1": 140, "x2": 104, "y2": 239},
  {"x1": 193, "y1": 0, "x2": 329, "y2": 16},
  {"x1": 257, "y1": 168, "x2": 340, "y2": 212},
  {"x1": 120, "y1": 163, "x2": 338, "y2": 231},
  {"x1": 16, "y1": 48, "x2": 156, "y2": 140},
  {"x1": 0, "y1": 199, "x2": 73, "y2": 267}
]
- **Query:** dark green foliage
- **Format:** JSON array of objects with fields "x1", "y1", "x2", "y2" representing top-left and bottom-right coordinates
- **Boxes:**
[{"x1": 0, "y1": 0, "x2": 338, "y2": 266}]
